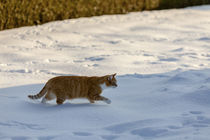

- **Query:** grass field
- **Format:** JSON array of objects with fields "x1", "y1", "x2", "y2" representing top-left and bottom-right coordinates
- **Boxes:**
[{"x1": 0, "y1": 0, "x2": 210, "y2": 30}]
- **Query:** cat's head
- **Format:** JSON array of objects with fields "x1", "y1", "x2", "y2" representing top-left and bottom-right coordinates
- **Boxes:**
[{"x1": 105, "y1": 73, "x2": 117, "y2": 88}]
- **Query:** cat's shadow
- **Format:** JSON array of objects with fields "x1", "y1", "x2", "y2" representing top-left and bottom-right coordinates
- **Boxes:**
[
  {"x1": 24, "y1": 100, "x2": 108, "y2": 112},
  {"x1": 55, "y1": 102, "x2": 107, "y2": 108}
]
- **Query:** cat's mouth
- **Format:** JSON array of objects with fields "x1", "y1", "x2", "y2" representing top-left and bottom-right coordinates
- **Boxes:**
[{"x1": 113, "y1": 83, "x2": 118, "y2": 87}]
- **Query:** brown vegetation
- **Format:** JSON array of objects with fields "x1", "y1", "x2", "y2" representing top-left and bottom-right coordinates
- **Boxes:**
[{"x1": 0, "y1": 0, "x2": 210, "y2": 30}]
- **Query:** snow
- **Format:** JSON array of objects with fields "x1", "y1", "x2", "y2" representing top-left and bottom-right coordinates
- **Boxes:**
[{"x1": 1, "y1": 5, "x2": 210, "y2": 140}]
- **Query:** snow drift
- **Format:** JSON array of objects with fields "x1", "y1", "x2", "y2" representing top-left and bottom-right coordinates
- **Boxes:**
[{"x1": 0, "y1": 5, "x2": 210, "y2": 140}]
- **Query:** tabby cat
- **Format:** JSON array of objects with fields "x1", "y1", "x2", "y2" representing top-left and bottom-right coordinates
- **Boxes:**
[{"x1": 28, "y1": 74, "x2": 117, "y2": 105}]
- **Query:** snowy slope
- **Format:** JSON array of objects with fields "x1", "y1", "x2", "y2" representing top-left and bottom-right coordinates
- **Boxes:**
[{"x1": 1, "y1": 5, "x2": 210, "y2": 140}]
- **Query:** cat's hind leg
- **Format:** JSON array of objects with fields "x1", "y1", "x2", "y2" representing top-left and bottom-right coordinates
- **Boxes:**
[
  {"x1": 41, "y1": 92, "x2": 56, "y2": 104},
  {"x1": 41, "y1": 97, "x2": 47, "y2": 104}
]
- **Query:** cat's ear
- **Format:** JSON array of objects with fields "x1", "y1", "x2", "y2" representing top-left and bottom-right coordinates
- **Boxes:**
[
  {"x1": 108, "y1": 73, "x2": 116, "y2": 81},
  {"x1": 107, "y1": 75, "x2": 112, "y2": 81},
  {"x1": 113, "y1": 73, "x2": 117, "y2": 77}
]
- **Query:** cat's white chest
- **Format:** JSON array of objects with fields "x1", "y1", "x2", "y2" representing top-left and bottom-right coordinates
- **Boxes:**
[{"x1": 100, "y1": 83, "x2": 108, "y2": 90}]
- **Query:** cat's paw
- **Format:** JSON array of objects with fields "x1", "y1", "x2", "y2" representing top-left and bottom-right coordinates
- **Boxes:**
[
  {"x1": 104, "y1": 99, "x2": 111, "y2": 104},
  {"x1": 89, "y1": 100, "x2": 95, "y2": 104}
]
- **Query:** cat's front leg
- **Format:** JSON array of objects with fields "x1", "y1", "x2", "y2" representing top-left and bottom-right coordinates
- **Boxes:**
[
  {"x1": 103, "y1": 98, "x2": 111, "y2": 104},
  {"x1": 91, "y1": 95, "x2": 111, "y2": 104},
  {"x1": 88, "y1": 98, "x2": 95, "y2": 103}
]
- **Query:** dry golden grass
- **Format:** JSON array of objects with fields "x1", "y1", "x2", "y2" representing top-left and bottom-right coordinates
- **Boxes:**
[
  {"x1": 0, "y1": 0, "x2": 210, "y2": 30},
  {"x1": 158, "y1": 0, "x2": 210, "y2": 9}
]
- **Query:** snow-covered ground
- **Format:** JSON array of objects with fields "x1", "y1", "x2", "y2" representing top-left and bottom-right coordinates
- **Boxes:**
[{"x1": 0, "y1": 5, "x2": 210, "y2": 140}]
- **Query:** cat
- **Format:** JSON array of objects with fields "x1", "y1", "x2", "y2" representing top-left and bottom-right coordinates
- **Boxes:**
[{"x1": 28, "y1": 73, "x2": 117, "y2": 105}]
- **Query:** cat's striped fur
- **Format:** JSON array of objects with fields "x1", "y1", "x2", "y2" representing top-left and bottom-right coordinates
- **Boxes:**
[{"x1": 28, "y1": 74, "x2": 117, "y2": 105}]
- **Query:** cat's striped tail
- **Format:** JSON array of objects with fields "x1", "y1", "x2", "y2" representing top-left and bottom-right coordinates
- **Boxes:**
[{"x1": 28, "y1": 85, "x2": 47, "y2": 100}]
